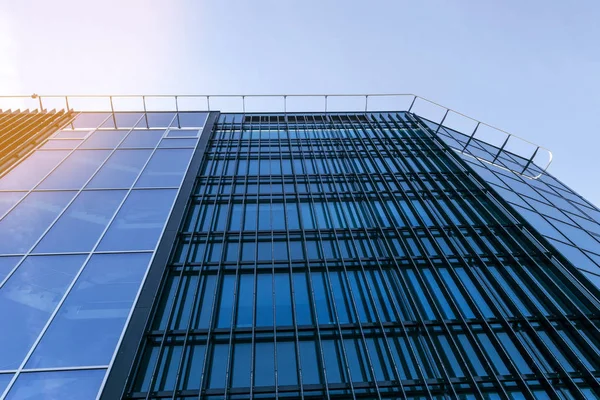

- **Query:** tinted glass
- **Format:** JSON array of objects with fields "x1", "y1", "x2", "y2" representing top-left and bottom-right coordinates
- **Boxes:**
[
  {"x1": 0, "y1": 255, "x2": 84, "y2": 369},
  {"x1": 97, "y1": 189, "x2": 177, "y2": 251},
  {"x1": 5, "y1": 369, "x2": 105, "y2": 400}
]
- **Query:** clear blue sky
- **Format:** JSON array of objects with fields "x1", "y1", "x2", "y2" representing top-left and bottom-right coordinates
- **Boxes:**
[{"x1": 3, "y1": 0, "x2": 600, "y2": 205}]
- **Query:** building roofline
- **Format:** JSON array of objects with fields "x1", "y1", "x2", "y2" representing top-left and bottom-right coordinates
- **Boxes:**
[{"x1": 0, "y1": 93, "x2": 552, "y2": 178}]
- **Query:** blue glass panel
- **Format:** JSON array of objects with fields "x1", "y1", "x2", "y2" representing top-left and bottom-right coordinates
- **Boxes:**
[
  {"x1": 0, "y1": 255, "x2": 84, "y2": 369},
  {"x1": 0, "y1": 257, "x2": 20, "y2": 283},
  {"x1": 53, "y1": 130, "x2": 90, "y2": 139},
  {"x1": 5, "y1": 369, "x2": 105, "y2": 400},
  {"x1": 80, "y1": 130, "x2": 128, "y2": 149},
  {"x1": 254, "y1": 342, "x2": 274, "y2": 387},
  {"x1": 275, "y1": 274, "x2": 292, "y2": 326},
  {"x1": 26, "y1": 253, "x2": 150, "y2": 368},
  {"x1": 71, "y1": 113, "x2": 110, "y2": 129},
  {"x1": 110, "y1": 113, "x2": 141, "y2": 129},
  {"x1": 174, "y1": 112, "x2": 208, "y2": 128},
  {"x1": 86, "y1": 150, "x2": 153, "y2": 189},
  {"x1": 34, "y1": 190, "x2": 127, "y2": 253},
  {"x1": 322, "y1": 339, "x2": 345, "y2": 383},
  {"x1": 158, "y1": 138, "x2": 197, "y2": 148},
  {"x1": 277, "y1": 341, "x2": 298, "y2": 386},
  {"x1": 299, "y1": 341, "x2": 320, "y2": 384},
  {"x1": 208, "y1": 344, "x2": 228, "y2": 388},
  {"x1": 0, "y1": 151, "x2": 69, "y2": 190},
  {"x1": 37, "y1": 150, "x2": 111, "y2": 190},
  {"x1": 236, "y1": 274, "x2": 253, "y2": 327},
  {"x1": 256, "y1": 274, "x2": 273, "y2": 326},
  {"x1": 39, "y1": 139, "x2": 82, "y2": 149},
  {"x1": 135, "y1": 149, "x2": 193, "y2": 188},
  {"x1": 145, "y1": 113, "x2": 175, "y2": 128},
  {"x1": 0, "y1": 192, "x2": 26, "y2": 218},
  {"x1": 166, "y1": 129, "x2": 199, "y2": 138},
  {"x1": 217, "y1": 275, "x2": 235, "y2": 328},
  {"x1": 231, "y1": 343, "x2": 251, "y2": 388},
  {"x1": 98, "y1": 189, "x2": 176, "y2": 251},
  {"x1": 194, "y1": 275, "x2": 216, "y2": 329},
  {"x1": 0, "y1": 191, "x2": 76, "y2": 254},
  {"x1": 0, "y1": 374, "x2": 13, "y2": 395},
  {"x1": 119, "y1": 129, "x2": 165, "y2": 148}
]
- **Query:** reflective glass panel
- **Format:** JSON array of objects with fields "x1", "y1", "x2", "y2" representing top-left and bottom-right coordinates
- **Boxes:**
[
  {"x1": 97, "y1": 189, "x2": 177, "y2": 251},
  {"x1": 0, "y1": 192, "x2": 26, "y2": 218},
  {"x1": 37, "y1": 150, "x2": 111, "y2": 190},
  {"x1": 5, "y1": 369, "x2": 105, "y2": 400},
  {"x1": 34, "y1": 190, "x2": 127, "y2": 253},
  {"x1": 0, "y1": 191, "x2": 76, "y2": 254},
  {"x1": 0, "y1": 255, "x2": 84, "y2": 369},
  {"x1": 0, "y1": 151, "x2": 69, "y2": 190},
  {"x1": 80, "y1": 130, "x2": 128, "y2": 149},
  {"x1": 135, "y1": 149, "x2": 194, "y2": 188},
  {"x1": 27, "y1": 253, "x2": 150, "y2": 368},
  {"x1": 86, "y1": 149, "x2": 153, "y2": 189}
]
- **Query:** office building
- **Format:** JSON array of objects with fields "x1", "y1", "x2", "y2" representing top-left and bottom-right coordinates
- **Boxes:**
[{"x1": 0, "y1": 95, "x2": 598, "y2": 399}]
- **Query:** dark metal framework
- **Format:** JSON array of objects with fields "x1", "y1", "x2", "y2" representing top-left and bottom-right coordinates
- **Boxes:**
[{"x1": 119, "y1": 112, "x2": 600, "y2": 399}]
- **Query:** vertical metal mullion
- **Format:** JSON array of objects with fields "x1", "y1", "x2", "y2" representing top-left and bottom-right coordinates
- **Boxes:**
[
  {"x1": 168, "y1": 116, "x2": 231, "y2": 400},
  {"x1": 286, "y1": 115, "x2": 332, "y2": 399},
  {"x1": 327, "y1": 117, "x2": 435, "y2": 396},
  {"x1": 305, "y1": 115, "x2": 383, "y2": 400},
  {"x1": 195, "y1": 118, "x2": 234, "y2": 399},
  {"x1": 368, "y1": 114, "x2": 527, "y2": 398},
  {"x1": 408, "y1": 112, "x2": 600, "y2": 386},
  {"x1": 405, "y1": 112, "x2": 596, "y2": 395},
  {"x1": 349, "y1": 113, "x2": 495, "y2": 397},
  {"x1": 396, "y1": 113, "x2": 566, "y2": 395},
  {"x1": 140, "y1": 112, "x2": 204, "y2": 398},
  {"x1": 297, "y1": 116, "x2": 358, "y2": 397},
  {"x1": 338, "y1": 114, "x2": 466, "y2": 398},
  {"x1": 379, "y1": 113, "x2": 537, "y2": 397},
  {"x1": 274, "y1": 115, "x2": 305, "y2": 400},
  {"x1": 219, "y1": 118, "x2": 244, "y2": 400},
  {"x1": 320, "y1": 115, "x2": 408, "y2": 396}
]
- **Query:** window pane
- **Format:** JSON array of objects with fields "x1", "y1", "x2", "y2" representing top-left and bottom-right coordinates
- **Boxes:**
[
  {"x1": 256, "y1": 274, "x2": 273, "y2": 326},
  {"x1": 0, "y1": 255, "x2": 84, "y2": 369},
  {"x1": 217, "y1": 275, "x2": 235, "y2": 328},
  {"x1": 98, "y1": 189, "x2": 177, "y2": 251},
  {"x1": 166, "y1": 129, "x2": 199, "y2": 138},
  {"x1": 34, "y1": 190, "x2": 127, "y2": 253},
  {"x1": 208, "y1": 344, "x2": 228, "y2": 388},
  {"x1": 0, "y1": 192, "x2": 26, "y2": 218},
  {"x1": 231, "y1": 342, "x2": 251, "y2": 388},
  {"x1": 236, "y1": 274, "x2": 254, "y2": 328},
  {"x1": 0, "y1": 257, "x2": 20, "y2": 283},
  {"x1": 87, "y1": 150, "x2": 153, "y2": 189},
  {"x1": 0, "y1": 191, "x2": 76, "y2": 254},
  {"x1": 5, "y1": 369, "x2": 105, "y2": 400},
  {"x1": 37, "y1": 150, "x2": 111, "y2": 190},
  {"x1": 0, "y1": 150, "x2": 69, "y2": 190},
  {"x1": 80, "y1": 129, "x2": 128, "y2": 149},
  {"x1": 0, "y1": 374, "x2": 13, "y2": 394},
  {"x1": 135, "y1": 149, "x2": 194, "y2": 188},
  {"x1": 26, "y1": 253, "x2": 150, "y2": 368},
  {"x1": 299, "y1": 341, "x2": 321, "y2": 384},
  {"x1": 254, "y1": 342, "x2": 274, "y2": 387},
  {"x1": 275, "y1": 273, "x2": 292, "y2": 326},
  {"x1": 277, "y1": 341, "x2": 298, "y2": 386},
  {"x1": 119, "y1": 129, "x2": 165, "y2": 148},
  {"x1": 158, "y1": 138, "x2": 197, "y2": 148}
]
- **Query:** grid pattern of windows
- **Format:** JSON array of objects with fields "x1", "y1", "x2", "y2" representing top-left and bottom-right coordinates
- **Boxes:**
[
  {"x1": 428, "y1": 117, "x2": 600, "y2": 292},
  {"x1": 0, "y1": 111, "x2": 207, "y2": 399},
  {"x1": 126, "y1": 112, "x2": 600, "y2": 399}
]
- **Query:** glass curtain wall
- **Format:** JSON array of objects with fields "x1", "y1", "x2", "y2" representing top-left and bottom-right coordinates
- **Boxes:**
[
  {"x1": 126, "y1": 112, "x2": 600, "y2": 399},
  {"x1": 0, "y1": 111, "x2": 206, "y2": 399}
]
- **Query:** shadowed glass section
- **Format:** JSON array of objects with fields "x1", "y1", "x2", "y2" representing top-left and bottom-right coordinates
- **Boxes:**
[
  {"x1": 124, "y1": 112, "x2": 600, "y2": 399},
  {"x1": 5, "y1": 369, "x2": 105, "y2": 400}
]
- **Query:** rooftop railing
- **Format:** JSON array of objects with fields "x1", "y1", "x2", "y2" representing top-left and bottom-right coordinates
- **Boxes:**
[{"x1": 0, "y1": 94, "x2": 552, "y2": 178}]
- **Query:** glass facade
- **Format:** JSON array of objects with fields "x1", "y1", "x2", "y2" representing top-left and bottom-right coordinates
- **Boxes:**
[
  {"x1": 0, "y1": 111, "x2": 207, "y2": 399},
  {"x1": 121, "y1": 112, "x2": 600, "y2": 399},
  {"x1": 427, "y1": 118, "x2": 600, "y2": 290}
]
